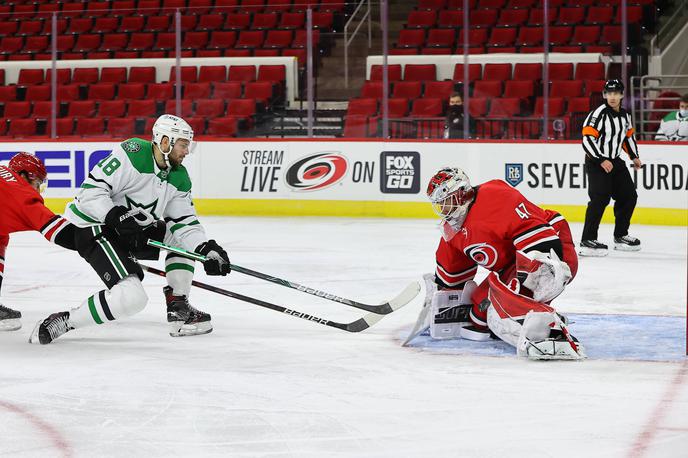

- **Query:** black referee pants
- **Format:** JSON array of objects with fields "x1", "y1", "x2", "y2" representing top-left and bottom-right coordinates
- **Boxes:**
[{"x1": 582, "y1": 156, "x2": 638, "y2": 241}]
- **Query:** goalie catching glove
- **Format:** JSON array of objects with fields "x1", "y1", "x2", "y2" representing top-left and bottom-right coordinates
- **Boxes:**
[
  {"x1": 516, "y1": 249, "x2": 572, "y2": 303},
  {"x1": 196, "y1": 239, "x2": 231, "y2": 276}
]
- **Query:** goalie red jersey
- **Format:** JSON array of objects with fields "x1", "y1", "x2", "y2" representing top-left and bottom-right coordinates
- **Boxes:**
[
  {"x1": 0, "y1": 165, "x2": 68, "y2": 243},
  {"x1": 433, "y1": 179, "x2": 578, "y2": 327}
]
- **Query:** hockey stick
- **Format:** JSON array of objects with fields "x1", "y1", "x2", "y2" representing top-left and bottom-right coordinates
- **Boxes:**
[
  {"x1": 141, "y1": 264, "x2": 384, "y2": 333},
  {"x1": 147, "y1": 239, "x2": 420, "y2": 315}
]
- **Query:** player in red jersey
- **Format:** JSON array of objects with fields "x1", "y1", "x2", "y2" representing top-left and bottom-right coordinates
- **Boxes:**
[
  {"x1": 408, "y1": 167, "x2": 584, "y2": 360},
  {"x1": 0, "y1": 153, "x2": 74, "y2": 330}
]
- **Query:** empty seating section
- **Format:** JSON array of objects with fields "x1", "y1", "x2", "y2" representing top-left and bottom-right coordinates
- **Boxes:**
[
  {"x1": 345, "y1": 61, "x2": 608, "y2": 138},
  {"x1": 0, "y1": 1, "x2": 344, "y2": 65},
  {"x1": 391, "y1": 0, "x2": 652, "y2": 55},
  {"x1": 0, "y1": 63, "x2": 287, "y2": 137}
]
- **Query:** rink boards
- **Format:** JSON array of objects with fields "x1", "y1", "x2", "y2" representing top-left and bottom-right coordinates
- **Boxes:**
[{"x1": 1, "y1": 139, "x2": 686, "y2": 225}]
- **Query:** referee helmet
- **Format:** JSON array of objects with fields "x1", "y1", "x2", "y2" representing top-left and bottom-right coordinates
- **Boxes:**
[{"x1": 603, "y1": 79, "x2": 625, "y2": 94}]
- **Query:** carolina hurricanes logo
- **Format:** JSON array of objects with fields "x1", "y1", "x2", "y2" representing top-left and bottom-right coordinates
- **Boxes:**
[
  {"x1": 465, "y1": 243, "x2": 498, "y2": 268},
  {"x1": 285, "y1": 152, "x2": 348, "y2": 192}
]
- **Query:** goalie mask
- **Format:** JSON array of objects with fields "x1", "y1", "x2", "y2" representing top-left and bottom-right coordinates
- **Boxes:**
[
  {"x1": 427, "y1": 167, "x2": 475, "y2": 238},
  {"x1": 152, "y1": 114, "x2": 195, "y2": 167}
]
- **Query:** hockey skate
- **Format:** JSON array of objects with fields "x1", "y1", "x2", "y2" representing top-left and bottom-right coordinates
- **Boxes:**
[
  {"x1": 614, "y1": 235, "x2": 641, "y2": 252},
  {"x1": 518, "y1": 330, "x2": 587, "y2": 361},
  {"x1": 164, "y1": 286, "x2": 213, "y2": 337},
  {"x1": 29, "y1": 311, "x2": 73, "y2": 344},
  {"x1": 579, "y1": 240, "x2": 608, "y2": 257},
  {"x1": 0, "y1": 304, "x2": 22, "y2": 331}
]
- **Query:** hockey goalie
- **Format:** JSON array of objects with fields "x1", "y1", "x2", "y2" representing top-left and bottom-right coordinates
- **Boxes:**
[{"x1": 407, "y1": 167, "x2": 585, "y2": 360}]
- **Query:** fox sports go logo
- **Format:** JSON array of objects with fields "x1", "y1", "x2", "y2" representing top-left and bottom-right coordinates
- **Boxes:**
[{"x1": 285, "y1": 152, "x2": 348, "y2": 191}]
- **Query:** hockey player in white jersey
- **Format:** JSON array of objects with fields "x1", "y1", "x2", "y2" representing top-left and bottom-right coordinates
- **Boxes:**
[{"x1": 30, "y1": 114, "x2": 231, "y2": 344}]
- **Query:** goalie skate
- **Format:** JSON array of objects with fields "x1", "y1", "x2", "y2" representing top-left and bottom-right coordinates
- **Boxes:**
[
  {"x1": 164, "y1": 286, "x2": 213, "y2": 337},
  {"x1": 0, "y1": 304, "x2": 22, "y2": 331},
  {"x1": 519, "y1": 333, "x2": 587, "y2": 361}
]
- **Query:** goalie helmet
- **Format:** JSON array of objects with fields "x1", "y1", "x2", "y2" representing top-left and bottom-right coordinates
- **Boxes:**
[
  {"x1": 427, "y1": 167, "x2": 475, "y2": 228},
  {"x1": 9, "y1": 152, "x2": 47, "y2": 183},
  {"x1": 152, "y1": 114, "x2": 195, "y2": 166}
]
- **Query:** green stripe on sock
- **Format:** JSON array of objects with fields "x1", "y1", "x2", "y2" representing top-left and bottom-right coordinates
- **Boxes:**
[
  {"x1": 166, "y1": 262, "x2": 195, "y2": 273},
  {"x1": 88, "y1": 295, "x2": 104, "y2": 325}
]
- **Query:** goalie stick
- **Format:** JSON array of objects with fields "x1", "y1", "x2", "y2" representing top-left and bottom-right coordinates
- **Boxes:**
[
  {"x1": 147, "y1": 239, "x2": 420, "y2": 315},
  {"x1": 141, "y1": 264, "x2": 385, "y2": 333}
]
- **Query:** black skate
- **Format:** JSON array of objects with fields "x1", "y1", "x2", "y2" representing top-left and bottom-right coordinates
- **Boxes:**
[
  {"x1": 579, "y1": 240, "x2": 608, "y2": 257},
  {"x1": 164, "y1": 286, "x2": 213, "y2": 337},
  {"x1": 614, "y1": 235, "x2": 641, "y2": 252},
  {"x1": 0, "y1": 304, "x2": 22, "y2": 331},
  {"x1": 29, "y1": 311, "x2": 73, "y2": 344}
]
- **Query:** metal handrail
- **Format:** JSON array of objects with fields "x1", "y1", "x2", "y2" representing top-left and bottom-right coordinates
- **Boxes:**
[
  {"x1": 650, "y1": 0, "x2": 688, "y2": 54},
  {"x1": 632, "y1": 74, "x2": 688, "y2": 139},
  {"x1": 344, "y1": 0, "x2": 372, "y2": 88}
]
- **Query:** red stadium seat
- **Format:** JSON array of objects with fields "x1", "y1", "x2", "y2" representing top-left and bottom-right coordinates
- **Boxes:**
[
  {"x1": 213, "y1": 0, "x2": 240, "y2": 13},
  {"x1": 488, "y1": 97, "x2": 523, "y2": 118},
  {"x1": 144, "y1": 16, "x2": 170, "y2": 33},
  {"x1": 52, "y1": 120, "x2": 78, "y2": 137},
  {"x1": 424, "y1": 81, "x2": 454, "y2": 99},
  {"x1": 404, "y1": 64, "x2": 436, "y2": 81},
  {"x1": 291, "y1": 30, "x2": 320, "y2": 48},
  {"x1": 438, "y1": 10, "x2": 462, "y2": 29},
  {"x1": 487, "y1": 28, "x2": 518, "y2": 48},
  {"x1": 197, "y1": 66, "x2": 226, "y2": 83},
  {"x1": 213, "y1": 81, "x2": 243, "y2": 99},
  {"x1": 68, "y1": 18, "x2": 94, "y2": 35},
  {"x1": 98, "y1": 100, "x2": 127, "y2": 118},
  {"x1": 236, "y1": 31, "x2": 265, "y2": 49},
  {"x1": 534, "y1": 97, "x2": 565, "y2": 117},
  {"x1": 572, "y1": 26, "x2": 600, "y2": 45},
  {"x1": 279, "y1": 12, "x2": 305, "y2": 29},
  {"x1": 548, "y1": 26, "x2": 573, "y2": 45},
  {"x1": 264, "y1": 30, "x2": 294, "y2": 49},
  {"x1": 165, "y1": 100, "x2": 194, "y2": 118},
  {"x1": 100, "y1": 34, "x2": 129, "y2": 52},
  {"x1": 257, "y1": 65, "x2": 286, "y2": 84},
  {"x1": 185, "y1": 82, "x2": 212, "y2": 99},
  {"x1": 154, "y1": 33, "x2": 176, "y2": 51},
  {"x1": 89, "y1": 84, "x2": 117, "y2": 100},
  {"x1": 457, "y1": 29, "x2": 489, "y2": 47},
  {"x1": 585, "y1": 6, "x2": 614, "y2": 25},
  {"x1": 244, "y1": 81, "x2": 274, "y2": 105},
  {"x1": 57, "y1": 85, "x2": 80, "y2": 102},
  {"x1": 161, "y1": 0, "x2": 187, "y2": 14},
  {"x1": 393, "y1": 81, "x2": 423, "y2": 99},
  {"x1": 240, "y1": 0, "x2": 265, "y2": 13},
  {"x1": 229, "y1": 65, "x2": 256, "y2": 82},
  {"x1": 396, "y1": 29, "x2": 426, "y2": 49},
  {"x1": 343, "y1": 115, "x2": 376, "y2": 138},
  {"x1": 513, "y1": 63, "x2": 542, "y2": 81},
  {"x1": 584, "y1": 79, "x2": 606, "y2": 96},
  {"x1": 45, "y1": 69, "x2": 72, "y2": 85},
  {"x1": 197, "y1": 50, "x2": 223, "y2": 58},
  {"x1": 252, "y1": 13, "x2": 279, "y2": 30},
  {"x1": 557, "y1": 7, "x2": 585, "y2": 25},
  {"x1": 472, "y1": 9, "x2": 498, "y2": 28},
  {"x1": 195, "y1": 99, "x2": 226, "y2": 117},
  {"x1": 224, "y1": 13, "x2": 252, "y2": 30},
  {"x1": 118, "y1": 16, "x2": 145, "y2": 33},
  {"x1": 0, "y1": 37, "x2": 24, "y2": 56},
  {"x1": 550, "y1": 80, "x2": 584, "y2": 98},
  {"x1": 426, "y1": 29, "x2": 455, "y2": 48},
  {"x1": 504, "y1": 80, "x2": 535, "y2": 99},
  {"x1": 411, "y1": 98, "x2": 444, "y2": 117},
  {"x1": 225, "y1": 49, "x2": 252, "y2": 57},
  {"x1": 24, "y1": 85, "x2": 51, "y2": 102},
  {"x1": 227, "y1": 98, "x2": 256, "y2": 124},
  {"x1": 617, "y1": 6, "x2": 643, "y2": 24},
  {"x1": 129, "y1": 67, "x2": 156, "y2": 84},
  {"x1": 360, "y1": 81, "x2": 385, "y2": 99},
  {"x1": 516, "y1": 27, "x2": 544, "y2": 47},
  {"x1": 568, "y1": 97, "x2": 590, "y2": 113},
  {"x1": 108, "y1": 118, "x2": 136, "y2": 137},
  {"x1": 498, "y1": 9, "x2": 529, "y2": 27},
  {"x1": 468, "y1": 97, "x2": 489, "y2": 117},
  {"x1": 417, "y1": 0, "x2": 446, "y2": 9},
  {"x1": 86, "y1": 1, "x2": 112, "y2": 18},
  {"x1": 183, "y1": 32, "x2": 209, "y2": 50},
  {"x1": 147, "y1": 83, "x2": 174, "y2": 101},
  {"x1": 453, "y1": 64, "x2": 482, "y2": 82},
  {"x1": 118, "y1": 83, "x2": 147, "y2": 100},
  {"x1": 528, "y1": 8, "x2": 558, "y2": 26},
  {"x1": 74, "y1": 118, "x2": 105, "y2": 137},
  {"x1": 348, "y1": 98, "x2": 378, "y2": 116},
  {"x1": 128, "y1": 100, "x2": 157, "y2": 117},
  {"x1": 320, "y1": 0, "x2": 346, "y2": 12},
  {"x1": 209, "y1": 31, "x2": 237, "y2": 49},
  {"x1": 473, "y1": 81, "x2": 503, "y2": 98},
  {"x1": 17, "y1": 20, "x2": 43, "y2": 36},
  {"x1": 198, "y1": 14, "x2": 225, "y2": 31},
  {"x1": 0, "y1": 86, "x2": 16, "y2": 103},
  {"x1": 548, "y1": 63, "x2": 574, "y2": 80},
  {"x1": 575, "y1": 62, "x2": 605, "y2": 81},
  {"x1": 8, "y1": 119, "x2": 37, "y2": 138},
  {"x1": 265, "y1": 0, "x2": 293, "y2": 12},
  {"x1": 483, "y1": 63, "x2": 512, "y2": 81},
  {"x1": 407, "y1": 10, "x2": 437, "y2": 29},
  {"x1": 206, "y1": 117, "x2": 238, "y2": 137},
  {"x1": 129, "y1": 33, "x2": 155, "y2": 51},
  {"x1": 370, "y1": 64, "x2": 402, "y2": 82},
  {"x1": 18, "y1": 69, "x2": 45, "y2": 86},
  {"x1": 93, "y1": 17, "x2": 120, "y2": 34},
  {"x1": 185, "y1": 117, "x2": 207, "y2": 135},
  {"x1": 72, "y1": 68, "x2": 99, "y2": 85},
  {"x1": 4, "y1": 102, "x2": 32, "y2": 118},
  {"x1": 169, "y1": 66, "x2": 198, "y2": 83},
  {"x1": 68, "y1": 101, "x2": 97, "y2": 118}
]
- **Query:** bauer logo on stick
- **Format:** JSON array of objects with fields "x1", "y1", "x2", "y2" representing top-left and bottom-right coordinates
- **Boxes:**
[{"x1": 380, "y1": 151, "x2": 420, "y2": 194}]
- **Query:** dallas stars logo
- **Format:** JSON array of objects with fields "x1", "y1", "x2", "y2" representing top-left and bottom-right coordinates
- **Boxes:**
[{"x1": 125, "y1": 196, "x2": 159, "y2": 219}]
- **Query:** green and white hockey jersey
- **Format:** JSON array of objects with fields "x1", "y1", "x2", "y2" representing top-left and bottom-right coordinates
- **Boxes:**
[
  {"x1": 655, "y1": 110, "x2": 688, "y2": 141},
  {"x1": 64, "y1": 138, "x2": 207, "y2": 252}
]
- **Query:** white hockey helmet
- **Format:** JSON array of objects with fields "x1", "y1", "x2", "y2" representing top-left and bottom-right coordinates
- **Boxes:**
[
  {"x1": 152, "y1": 114, "x2": 195, "y2": 165},
  {"x1": 427, "y1": 167, "x2": 475, "y2": 227}
]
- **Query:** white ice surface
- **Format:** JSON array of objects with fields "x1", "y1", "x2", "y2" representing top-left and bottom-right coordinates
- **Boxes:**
[{"x1": 0, "y1": 218, "x2": 686, "y2": 458}]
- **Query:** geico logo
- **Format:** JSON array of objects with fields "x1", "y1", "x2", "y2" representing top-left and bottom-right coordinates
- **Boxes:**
[
  {"x1": 387, "y1": 175, "x2": 414, "y2": 188},
  {"x1": 386, "y1": 155, "x2": 414, "y2": 170}
]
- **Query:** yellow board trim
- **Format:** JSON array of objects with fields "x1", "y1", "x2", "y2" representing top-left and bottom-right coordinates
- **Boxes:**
[{"x1": 43, "y1": 198, "x2": 687, "y2": 226}]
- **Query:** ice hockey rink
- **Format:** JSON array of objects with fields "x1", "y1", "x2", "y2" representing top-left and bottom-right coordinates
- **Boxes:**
[{"x1": 0, "y1": 217, "x2": 686, "y2": 458}]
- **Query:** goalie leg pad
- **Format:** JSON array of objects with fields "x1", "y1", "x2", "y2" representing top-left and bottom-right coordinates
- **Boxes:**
[{"x1": 429, "y1": 286, "x2": 474, "y2": 339}]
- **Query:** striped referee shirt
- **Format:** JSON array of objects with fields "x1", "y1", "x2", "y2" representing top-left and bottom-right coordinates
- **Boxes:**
[{"x1": 582, "y1": 103, "x2": 639, "y2": 163}]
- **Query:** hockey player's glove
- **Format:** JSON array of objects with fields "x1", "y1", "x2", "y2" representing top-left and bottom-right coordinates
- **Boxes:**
[
  {"x1": 105, "y1": 205, "x2": 149, "y2": 238},
  {"x1": 196, "y1": 240, "x2": 231, "y2": 276}
]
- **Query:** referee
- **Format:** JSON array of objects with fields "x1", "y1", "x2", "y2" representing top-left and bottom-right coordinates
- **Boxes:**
[{"x1": 580, "y1": 79, "x2": 643, "y2": 257}]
